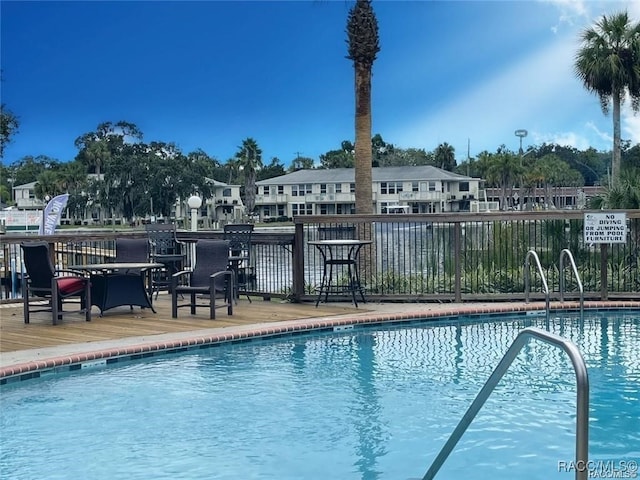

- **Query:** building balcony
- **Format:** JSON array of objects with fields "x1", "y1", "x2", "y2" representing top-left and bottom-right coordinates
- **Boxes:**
[
  {"x1": 304, "y1": 192, "x2": 355, "y2": 203},
  {"x1": 255, "y1": 194, "x2": 289, "y2": 204},
  {"x1": 398, "y1": 191, "x2": 445, "y2": 202}
]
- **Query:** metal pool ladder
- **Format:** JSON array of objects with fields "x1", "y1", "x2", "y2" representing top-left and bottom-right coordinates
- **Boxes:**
[
  {"x1": 559, "y1": 249, "x2": 584, "y2": 322},
  {"x1": 422, "y1": 327, "x2": 590, "y2": 480},
  {"x1": 524, "y1": 250, "x2": 550, "y2": 322}
]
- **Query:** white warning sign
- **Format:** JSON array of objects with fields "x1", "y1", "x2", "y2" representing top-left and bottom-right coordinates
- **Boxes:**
[{"x1": 584, "y1": 212, "x2": 627, "y2": 244}]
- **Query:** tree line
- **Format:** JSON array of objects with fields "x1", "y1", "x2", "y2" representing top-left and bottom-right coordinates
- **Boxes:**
[{"x1": 1, "y1": 117, "x2": 638, "y2": 221}]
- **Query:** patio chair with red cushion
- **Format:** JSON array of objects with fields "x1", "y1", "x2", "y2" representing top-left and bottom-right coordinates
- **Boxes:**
[{"x1": 20, "y1": 241, "x2": 91, "y2": 325}]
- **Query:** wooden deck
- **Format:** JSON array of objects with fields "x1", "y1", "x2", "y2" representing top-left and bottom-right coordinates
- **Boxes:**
[
  {"x1": 4, "y1": 294, "x2": 640, "y2": 372},
  {"x1": 0, "y1": 295, "x2": 366, "y2": 353}
]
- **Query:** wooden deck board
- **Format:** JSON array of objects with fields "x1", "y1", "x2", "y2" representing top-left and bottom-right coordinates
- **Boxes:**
[{"x1": 0, "y1": 295, "x2": 366, "y2": 353}]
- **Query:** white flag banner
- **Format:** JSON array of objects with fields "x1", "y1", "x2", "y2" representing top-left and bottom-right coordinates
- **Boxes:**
[{"x1": 39, "y1": 194, "x2": 69, "y2": 235}]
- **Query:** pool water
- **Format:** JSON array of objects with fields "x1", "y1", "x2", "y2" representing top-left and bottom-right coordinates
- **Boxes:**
[{"x1": 1, "y1": 312, "x2": 639, "y2": 480}]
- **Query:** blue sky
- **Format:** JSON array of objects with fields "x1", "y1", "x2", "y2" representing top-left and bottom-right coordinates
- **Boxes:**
[{"x1": 2, "y1": 0, "x2": 639, "y2": 168}]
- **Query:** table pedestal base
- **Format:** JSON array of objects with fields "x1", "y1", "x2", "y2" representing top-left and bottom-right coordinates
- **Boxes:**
[{"x1": 90, "y1": 273, "x2": 155, "y2": 315}]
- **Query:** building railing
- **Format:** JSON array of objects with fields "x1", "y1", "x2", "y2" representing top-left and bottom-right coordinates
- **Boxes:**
[{"x1": 2, "y1": 210, "x2": 639, "y2": 304}]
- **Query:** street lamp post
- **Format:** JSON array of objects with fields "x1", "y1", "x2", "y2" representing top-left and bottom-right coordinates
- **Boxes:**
[
  {"x1": 187, "y1": 194, "x2": 202, "y2": 232},
  {"x1": 514, "y1": 130, "x2": 528, "y2": 210},
  {"x1": 515, "y1": 129, "x2": 528, "y2": 155},
  {"x1": 187, "y1": 194, "x2": 202, "y2": 266},
  {"x1": 39, "y1": 194, "x2": 51, "y2": 235}
]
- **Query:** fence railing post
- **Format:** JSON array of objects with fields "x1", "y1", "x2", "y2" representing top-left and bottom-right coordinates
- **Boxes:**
[
  {"x1": 600, "y1": 243, "x2": 608, "y2": 301},
  {"x1": 454, "y1": 221, "x2": 462, "y2": 302},
  {"x1": 292, "y1": 222, "x2": 305, "y2": 302}
]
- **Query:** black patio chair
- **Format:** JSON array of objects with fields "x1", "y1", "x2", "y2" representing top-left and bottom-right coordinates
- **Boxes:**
[
  {"x1": 223, "y1": 223, "x2": 254, "y2": 303},
  {"x1": 109, "y1": 237, "x2": 153, "y2": 311},
  {"x1": 145, "y1": 223, "x2": 186, "y2": 297},
  {"x1": 113, "y1": 237, "x2": 150, "y2": 272},
  {"x1": 171, "y1": 240, "x2": 233, "y2": 320},
  {"x1": 20, "y1": 241, "x2": 91, "y2": 325}
]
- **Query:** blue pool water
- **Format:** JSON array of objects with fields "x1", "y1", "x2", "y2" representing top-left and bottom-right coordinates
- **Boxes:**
[{"x1": 1, "y1": 312, "x2": 639, "y2": 480}]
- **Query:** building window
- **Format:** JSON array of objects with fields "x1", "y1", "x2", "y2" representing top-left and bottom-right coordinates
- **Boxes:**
[
  {"x1": 335, "y1": 184, "x2": 342, "y2": 193},
  {"x1": 412, "y1": 182, "x2": 419, "y2": 192},
  {"x1": 292, "y1": 203, "x2": 313, "y2": 216},
  {"x1": 459, "y1": 182, "x2": 470, "y2": 192},
  {"x1": 223, "y1": 188, "x2": 232, "y2": 197},
  {"x1": 381, "y1": 182, "x2": 403, "y2": 194},
  {"x1": 350, "y1": 183, "x2": 355, "y2": 193},
  {"x1": 320, "y1": 184, "x2": 327, "y2": 194},
  {"x1": 292, "y1": 184, "x2": 313, "y2": 196},
  {"x1": 261, "y1": 186, "x2": 270, "y2": 195},
  {"x1": 278, "y1": 185, "x2": 284, "y2": 194},
  {"x1": 337, "y1": 204, "x2": 355, "y2": 214},
  {"x1": 277, "y1": 205, "x2": 285, "y2": 216}
]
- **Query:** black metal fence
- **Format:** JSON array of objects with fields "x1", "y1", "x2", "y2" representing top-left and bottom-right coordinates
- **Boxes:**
[
  {"x1": 293, "y1": 211, "x2": 640, "y2": 303},
  {"x1": 2, "y1": 211, "x2": 639, "y2": 304},
  {"x1": 0, "y1": 230, "x2": 294, "y2": 302}
]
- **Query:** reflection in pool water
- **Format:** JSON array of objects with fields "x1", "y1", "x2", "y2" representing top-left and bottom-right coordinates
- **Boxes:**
[{"x1": 1, "y1": 311, "x2": 639, "y2": 479}]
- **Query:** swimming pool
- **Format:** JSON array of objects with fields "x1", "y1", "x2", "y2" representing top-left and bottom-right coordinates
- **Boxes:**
[{"x1": 1, "y1": 311, "x2": 639, "y2": 479}]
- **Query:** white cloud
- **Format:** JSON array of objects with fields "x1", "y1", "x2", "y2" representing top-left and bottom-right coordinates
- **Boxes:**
[
  {"x1": 586, "y1": 121, "x2": 613, "y2": 143},
  {"x1": 389, "y1": 34, "x2": 581, "y2": 156},
  {"x1": 531, "y1": 130, "x2": 592, "y2": 150},
  {"x1": 541, "y1": 0, "x2": 590, "y2": 33},
  {"x1": 544, "y1": 0, "x2": 640, "y2": 36},
  {"x1": 622, "y1": 106, "x2": 640, "y2": 144},
  {"x1": 384, "y1": 1, "x2": 639, "y2": 159}
]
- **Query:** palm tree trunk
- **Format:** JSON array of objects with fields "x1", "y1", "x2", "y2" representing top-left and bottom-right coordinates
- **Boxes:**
[
  {"x1": 354, "y1": 64, "x2": 373, "y2": 215},
  {"x1": 354, "y1": 64, "x2": 375, "y2": 286},
  {"x1": 612, "y1": 88, "x2": 621, "y2": 185}
]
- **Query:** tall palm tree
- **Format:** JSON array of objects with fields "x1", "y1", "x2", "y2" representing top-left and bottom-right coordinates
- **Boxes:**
[
  {"x1": 235, "y1": 138, "x2": 263, "y2": 216},
  {"x1": 347, "y1": 0, "x2": 380, "y2": 214},
  {"x1": 574, "y1": 11, "x2": 640, "y2": 185},
  {"x1": 34, "y1": 170, "x2": 62, "y2": 201},
  {"x1": 485, "y1": 151, "x2": 521, "y2": 210},
  {"x1": 591, "y1": 167, "x2": 640, "y2": 209},
  {"x1": 434, "y1": 142, "x2": 456, "y2": 171}
]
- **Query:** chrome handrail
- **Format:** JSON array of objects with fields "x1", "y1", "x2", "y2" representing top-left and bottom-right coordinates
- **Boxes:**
[
  {"x1": 559, "y1": 249, "x2": 584, "y2": 322},
  {"x1": 524, "y1": 250, "x2": 550, "y2": 323},
  {"x1": 422, "y1": 327, "x2": 589, "y2": 480}
]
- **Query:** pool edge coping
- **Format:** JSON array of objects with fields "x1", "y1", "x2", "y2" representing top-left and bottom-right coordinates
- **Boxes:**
[{"x1": 2, "y1": 300, "x2": 639, "y2": 383}]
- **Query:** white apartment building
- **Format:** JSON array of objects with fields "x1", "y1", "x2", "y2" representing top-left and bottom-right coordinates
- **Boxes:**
[
  {"x1": 255, "y1": 166, "x2": 484, "y2": 219},
  {"x1": 10, "y1": 178, "x2": 245, "y2": 225}
]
